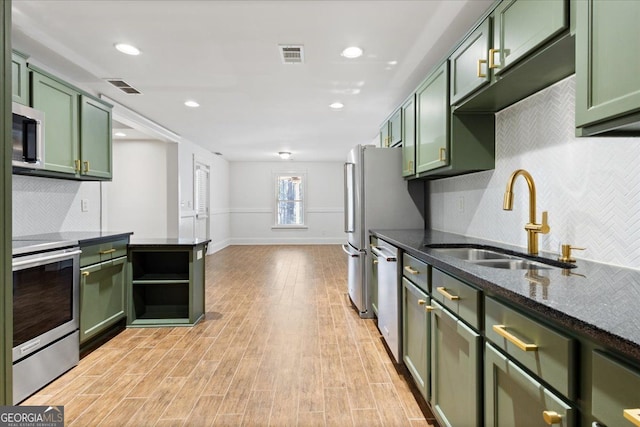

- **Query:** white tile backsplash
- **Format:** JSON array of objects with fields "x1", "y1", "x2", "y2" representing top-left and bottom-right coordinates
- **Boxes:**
[
  {"x1": 12, "y1": 175, "x2": 101, "y2": 236},
  {"x1": 430, "y1": 75, "x2": 640, "y2": 269}
]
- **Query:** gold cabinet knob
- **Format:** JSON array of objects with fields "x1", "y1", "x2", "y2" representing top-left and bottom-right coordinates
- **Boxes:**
[
  {"x1": 542, "y1": 410, "x2": 562, "y2": 425},
  {"x1": 81, "y1": 271, "x2": 90, "y2": 277}
]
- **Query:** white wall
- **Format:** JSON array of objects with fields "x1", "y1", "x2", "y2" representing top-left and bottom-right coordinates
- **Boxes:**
[
  {"x1": 229, "y1": 161, "x2": 344, "y2": 245},
  {"x1": 103, "y1": 139, "x2": 178, "y2": 239},
  {"x1": 12, "y1": 175, "x2": 101, "y2": 236},
  {"x1": 430, "y1": 75, "x2": 640, "y2": 269}
]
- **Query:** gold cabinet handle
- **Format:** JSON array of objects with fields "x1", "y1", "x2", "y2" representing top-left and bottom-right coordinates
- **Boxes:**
[
  {"x1": 74, "y1": 159, "x2": 81, "y2": 173},
  {"x1": 373, "y1": 259, "x2": 379, "y2": 265},
  {"x1": 436, "y1": 286, "x2": 459, "y2": 301},
  {"x1": 624, "y1": 409, "x2": 640, "y2": 426},
  {"x1": 81, "y1": 271, "x2": 90, "y2": 277},
  {"x1": 489, "y1": 48, "x2": 500, "y2": 69},
  {"x1": 425, "y1": 305, "x2": 435, "y2": 312},
  {"x1": 477, "y1": 58, "x2": 487, "y2": 78},
  {"x1": 492, "y1": 324, "x2": 538, "y2": 352},
  {"x1": 404, "y1": 265, "x2": 419, "y2": 275},
  {"x1": 408, "y1": 160, "x2": 414, "y2": 171},
  {"x1": 99, "y1": 248, "x2": 116, "y2": 255},
  {"x1": 439, "y1": 147, "x2": 447, "y2": 162},
  {"x1": 542, "y1": 411, "x2": 562, "y2": 425},
  {"x1": 83, "y1": 161, "x2": 90, "y2": 173},
  {"x1": 418, "y1": 299, "x2": 426, "y2": 305}
]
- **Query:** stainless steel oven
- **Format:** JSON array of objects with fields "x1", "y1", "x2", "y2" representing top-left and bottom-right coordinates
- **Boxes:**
[{"x1": 11, "y1": 241, "x2": 81, "y2": 404}]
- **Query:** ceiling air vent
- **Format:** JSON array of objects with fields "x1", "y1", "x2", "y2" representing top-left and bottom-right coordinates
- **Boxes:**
[
  {"x1": 279, "y1": 45, "x2": 304, "y2": 64},
  {"x1": 105, "y1": 79, "x2": 142, "y2": 94}
]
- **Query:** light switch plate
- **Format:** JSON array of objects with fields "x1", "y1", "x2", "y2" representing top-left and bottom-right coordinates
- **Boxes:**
[{"x1": 81, "y1": 199, "x2": 89, "y2": 212}]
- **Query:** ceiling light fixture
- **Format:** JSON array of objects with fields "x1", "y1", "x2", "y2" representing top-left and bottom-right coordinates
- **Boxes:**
[
  {"x1": 114, "y1": 131, "x2": 127, "y2": 137},
  {"x1": 184, "y1": 100, "x2": 200, "y2": 108},
  {"x1": 329, "y1": 102, "x2": 344, "y2": 110},
  {"x1": 278, "y1": 152, "x2": 292, "y2": 160},
  {"x1": 342, "y1": 46, "x2": 363, "y2": 59},
  {"x1": 114, "y1": 43, "x2": 140, "y2": 56}
]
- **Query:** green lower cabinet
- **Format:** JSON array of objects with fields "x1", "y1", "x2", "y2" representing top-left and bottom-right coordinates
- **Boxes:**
[
  {"x1": 80, "y1": 256, "x2": 126, "y2": 344},
  {"x1": 591, "y1": 351, "x2": 640, "y2": 427},
  {"x1": 431, "y1": 300, "x2": 481, "y2": 427},
  {"x1": 485, "y1": 343, "x2": 575, "y2": 427},
  {"x1": 402, "y1": 277, "x2": 429, "y2": 400}
]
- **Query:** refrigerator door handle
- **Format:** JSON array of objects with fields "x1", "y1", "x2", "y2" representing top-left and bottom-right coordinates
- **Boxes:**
[
  {"x1": 342, "y1": 244, "x2": 361, "y2": 258},
  {"x1": 344, "y1": 162, "x2": 355, "y2": 233}
]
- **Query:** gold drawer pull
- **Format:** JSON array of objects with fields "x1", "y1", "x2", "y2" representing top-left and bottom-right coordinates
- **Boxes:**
[
  {"x1": 81, "y1": 271, "x2": 90, "y2": 277},
  {"x1": 493, "y1": 324, "x2": 538, "y2": 352},
  {"x1": 542, "y1": 411, "x2": 562, "y2": 425},
  {"x1": 404, "y1": 266, "x2": 419, "y2": 275},
  {"x1": 436, "y1": 286, "x2": 459, "y2": 301},
  {"x1": 624, "y1": 409, "x2": 640, "y2": 426},
  {"x1": 418, "y1": 299, "x2": 426, "y2": 305},
  {"x1": 425, "y1": 305, "x2": 435, "y2": 312},
  {"x1": 477, "y1": 58, "x2": 487, "y2": 78},
  {"x1": 489, "y1": 48, "x2": 500, "y2": 69},
  {"x1": 99, "y1": 248, "x2": 116, "y2": 255}
]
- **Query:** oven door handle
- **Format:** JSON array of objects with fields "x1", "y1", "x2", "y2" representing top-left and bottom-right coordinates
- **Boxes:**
[{"x1": 12, "y1": 249, "x2": 82, "y2": 268}]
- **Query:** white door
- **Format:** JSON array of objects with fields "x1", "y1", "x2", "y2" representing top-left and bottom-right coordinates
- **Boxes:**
[{"x1": 194, "y1": 161, "x2": 210, "y2": 244}]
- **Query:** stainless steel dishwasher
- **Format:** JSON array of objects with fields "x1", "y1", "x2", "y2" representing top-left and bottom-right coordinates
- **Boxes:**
[{"x1": 371, "y1": 239, "x2": 401, "y2": 363}]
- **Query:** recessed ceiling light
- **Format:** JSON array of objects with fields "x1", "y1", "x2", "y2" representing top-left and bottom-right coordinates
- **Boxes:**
[
  {"x1": 114, "y1": 43, "x2": 140, "y2": 56},
  {"x1": 114, "y1": 131, "x2": 127, "y2": 137},
  {"x1": 278, "y1": 152, "x2": 292, "y2": 160},
  {"x1": 329, "y1": 102, "x2": 344, "y2": 110},
  {"x1": 341, "y1": 46, "x2": 363, "y2": 59},
  {"x1": 184, "y1": 100, "x2": 200, "y2": 108}
]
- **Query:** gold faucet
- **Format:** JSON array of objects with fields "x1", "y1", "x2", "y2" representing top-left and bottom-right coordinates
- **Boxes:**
[{"x1": 503, "y1": 169, "x2": 550, "y2": 255}]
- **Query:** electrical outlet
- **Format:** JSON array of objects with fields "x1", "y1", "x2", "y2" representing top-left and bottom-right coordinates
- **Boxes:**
[
  {"x1": 81, "y1": 199, "x2": 89, "y2": 212},
  {"x1": 458, "y1": 196, "x2": 464, "y2": 213}
]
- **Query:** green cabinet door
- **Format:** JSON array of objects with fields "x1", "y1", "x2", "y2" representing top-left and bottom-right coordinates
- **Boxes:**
[
  {"x1": 11, "y1": 52, "x2": 28, "y2": 105},
  {"x1": 576, "y1": 0, "x2": 640, "y2": 130},
  {"x1": 80, "y1": 256, "x2": 126, "y2": 344},
  {"x1": 416, "y1": 62, "x2": 449, "y2": 174},
  {"x1": 80, "y1": 95, "x2": 112, "y2": 179},
  {"x1": 591, "y1": 351, "x2": 640, "y2": 427},
  {"x1": 388, "y1": 108, "x2": 402, "y2": 147},
  {"x1": 31, "y1": 70, "x2": 79, "y2": 175},
  {"x1": 492, "y1": 0, "x2": 568, "y2": 75},
  {"x1": 401, "y1": 95, "x2": 416, "y2": 177},
  {"x1": 485, "y1": 343, "x2": 575, "y2": 427},
  {"x1": 402, "y1": 277, "x2": 429, "y2": 400},
  {"x1": 450, "y1": 19, "x2": 491, "y2": 105},
  {"x1": 431, "y1": 301, "x2": 481, "y2": 427}
]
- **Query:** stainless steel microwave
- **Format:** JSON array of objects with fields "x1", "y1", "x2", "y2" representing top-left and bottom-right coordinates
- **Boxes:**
[{"x1": 12, "y1": 102, "x2": 45, "y2": 170}]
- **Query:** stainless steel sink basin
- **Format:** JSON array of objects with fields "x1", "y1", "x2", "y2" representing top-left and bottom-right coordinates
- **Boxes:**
[
  {"x1": 428, "y1": 246, "x2": 558, "y2": 270},
  {"x1": 470, "y1": 259, "x2": 552, "y2": 270},
  {"x1": 428, "y1": 247, "x2": 515, "y2": 261}
]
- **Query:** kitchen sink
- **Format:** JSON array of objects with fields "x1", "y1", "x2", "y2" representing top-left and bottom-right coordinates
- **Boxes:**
[{"x1": 426, "y1": 244, "x2": 572, "y2": 270}]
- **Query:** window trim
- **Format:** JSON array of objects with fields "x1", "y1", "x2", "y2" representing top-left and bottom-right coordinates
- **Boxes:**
[{"x1": 272, "y1": 171, "x2": 308, "y2": 229}]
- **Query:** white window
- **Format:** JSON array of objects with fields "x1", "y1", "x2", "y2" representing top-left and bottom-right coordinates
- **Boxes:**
[{"x1": 274, "y1": 173, "x2": 306, "y2": 227}]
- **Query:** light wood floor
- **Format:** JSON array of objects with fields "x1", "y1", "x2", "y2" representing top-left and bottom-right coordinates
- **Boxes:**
[{"x1": 23, "y1": 245, "x2": 434, "y2": 426}]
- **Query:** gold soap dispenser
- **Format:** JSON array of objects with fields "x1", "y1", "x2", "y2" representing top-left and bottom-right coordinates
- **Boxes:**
[{"x1": 558, "y1": 244, "x2": 586, "y2": 263}]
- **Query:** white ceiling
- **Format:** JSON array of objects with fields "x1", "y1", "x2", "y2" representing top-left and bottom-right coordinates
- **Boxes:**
[{"x1": 11, "y1": 0, "x2": 493, "y2": 162}]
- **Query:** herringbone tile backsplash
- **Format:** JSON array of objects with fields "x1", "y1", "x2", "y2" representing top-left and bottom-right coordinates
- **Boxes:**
[{"x1": 430, "y1": 75, "x2": 640, "y2": 269}]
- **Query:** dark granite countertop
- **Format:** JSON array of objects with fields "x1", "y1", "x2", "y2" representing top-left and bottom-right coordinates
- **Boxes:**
[
  {"x1": 129, "y1": 237, "x2": 211, "y2": 247},
  {"x1": 371, "y1": 229, "x2": 640, "y2": 363},
  {"x1": 14, "y1": 231, "x2": 133, "y2": 246}
]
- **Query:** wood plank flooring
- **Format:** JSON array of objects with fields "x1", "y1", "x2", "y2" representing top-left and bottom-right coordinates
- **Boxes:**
[{"x1": 22, "y1": 245, "x2": 434, "y2": 426}]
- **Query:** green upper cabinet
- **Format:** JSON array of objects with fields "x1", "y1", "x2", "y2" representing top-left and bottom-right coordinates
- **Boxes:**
[
  {"x1": 379, "y1": 108, "x2": 402, "y2": 148},
  {"x1": 492, "y1": 0, "x2": 568, "y2": 75},
  {"x1": 31, "y1": 69, "x2": 79, "y2": 175},
  {"x1": 80, "y1": 95, "x2": 112, "y2": 179},
  {"x1": 27, "y1": 65, "x2": 113, "y2": 180},
  {"x1": 575, "y1": 0, "x2": 640, "y2": 136},
  {"x1": 11, "y1": 51, "x2": 28, "y2": 105},
  {"x1": 401, "y1": 95, "x2": 416, "y2": 177},
  {"x1": 416, "y1": 62, "x2": 449, "y2": 174},
  {"x1": 450, "y1": 19, "x2": 491, "y2": 105}
]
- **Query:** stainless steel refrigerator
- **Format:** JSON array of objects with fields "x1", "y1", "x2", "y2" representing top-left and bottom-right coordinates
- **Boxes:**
[{"x1": 342, "y1": 144, "x2": 425, "y2": 318}]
